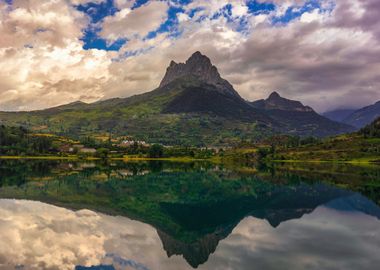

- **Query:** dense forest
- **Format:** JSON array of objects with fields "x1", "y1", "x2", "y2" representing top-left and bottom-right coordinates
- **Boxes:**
[
  {"x1": 0, "y1": 125, "x2": 53, "y2": 155},
  {"x1": 360, "y1": 117, "x2": 380, "y2": 138},
  {"x1": 0, "y1": 125, "x2": 215, "y2": 159}
]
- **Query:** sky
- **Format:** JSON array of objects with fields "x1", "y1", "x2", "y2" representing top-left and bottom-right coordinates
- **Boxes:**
[{"x1": 0, "y1": 0, "x2": 379, "y2": 112}]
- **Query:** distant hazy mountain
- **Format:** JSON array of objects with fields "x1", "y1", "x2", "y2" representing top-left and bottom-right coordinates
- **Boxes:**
[
  {"x1": 323, "y1": 109, "x2": 357, "y2": 122},
  {"x1": 0, "y1": 52, "x2": 354, "y2": 145},
  {"x1": 342, "y1": 101, "x2": 380, "y2": 128},
  {"x1": 251, "y1": 91, "x2": 354, "y2": 137}
]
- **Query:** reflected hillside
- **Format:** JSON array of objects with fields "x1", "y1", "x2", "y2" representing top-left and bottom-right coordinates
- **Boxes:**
[{"x1": 0, "y1": 160, "x2": 379, "y2": 268}]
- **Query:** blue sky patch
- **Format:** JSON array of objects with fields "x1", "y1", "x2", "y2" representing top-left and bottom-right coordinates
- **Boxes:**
[
  {"x1": 75, "y1": 0, "x2": 118, "y2": 23},
  {"x1": 76, "y1": 0, "x2": 123, "y2": 51},
  {"x1": 74, "y1": 0, "x2": 334, "y2": 51},
  {"x1": 247, "y1": 0, "x2": 275, "y2": 15},
  {"x1": 145, "y1": 5, "x2": 185, "y2": 39},
  {"x1": 271, "y1": 0, "x2": 332, "y2": 24}
]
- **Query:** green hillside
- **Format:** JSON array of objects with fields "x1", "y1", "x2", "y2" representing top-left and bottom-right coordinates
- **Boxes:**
[{"x1": 268, "y1": 117, "x2": 380, "y2": 163}]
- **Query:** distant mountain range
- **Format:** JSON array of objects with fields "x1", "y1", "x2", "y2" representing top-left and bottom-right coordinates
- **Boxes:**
[
  {"x1": 324, "y1": 102, "x2": 380, "y2": 128},
  {"x1": 251, "y1": 91, "x2": 353, "y2": 137},
  {"x1": 0, "y1": 51, "x2": 355, "y2": 146}
]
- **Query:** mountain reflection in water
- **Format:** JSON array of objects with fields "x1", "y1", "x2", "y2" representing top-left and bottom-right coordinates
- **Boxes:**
[{"x1": 0, "y1": 160, "x2": 379, "y2": 270}]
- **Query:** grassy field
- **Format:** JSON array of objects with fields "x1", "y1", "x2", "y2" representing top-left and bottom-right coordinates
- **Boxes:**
[{"x1": 270, "y1": 134, "x2": 380, "y2": 163}]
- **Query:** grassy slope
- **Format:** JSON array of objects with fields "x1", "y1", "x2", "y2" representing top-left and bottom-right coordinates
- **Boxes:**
[{"x1": 271, "y1": 134, "x2": 380, "y2": 163}]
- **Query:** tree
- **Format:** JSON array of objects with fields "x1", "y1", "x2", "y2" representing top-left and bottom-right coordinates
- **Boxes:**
[
  {"x1": 96, "y1": 148, "x2": 109, "y2": 159},
  {"x1": 149, "y1": 144, "x2": 164, "y2": 158}
]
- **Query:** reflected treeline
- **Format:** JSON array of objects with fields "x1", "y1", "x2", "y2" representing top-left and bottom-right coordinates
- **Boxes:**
[
  {"x1": 0, "y1": 159, "x2": 217, "y2": 185},
  {"x1": 0, "y1": 159, "x2": 379, "y2": 268},
  {"x1": 265, "y1": 162, "x2": 380, "y2": 205}
]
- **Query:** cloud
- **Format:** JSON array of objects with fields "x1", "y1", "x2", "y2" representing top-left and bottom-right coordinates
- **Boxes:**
[
  {"x1": 114, "y1": 0, "x2": 136, "y2": 9},
  {"x1": 207, "y1": 206, "x2": 380, "y2": 270},
  {"x1": 0, "y1": 0, "x2": 113, "y2": 111},
  {"x1": 100, "y1": 1, "x2": 169, "y2": 41},
  {"x1": 0, "y1": 199, "x2": 187, "y2": 270}
]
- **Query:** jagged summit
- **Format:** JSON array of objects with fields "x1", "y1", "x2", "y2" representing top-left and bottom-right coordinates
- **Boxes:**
[
  {"x1": 253, "y1": 91, "x2": 314, "y2": 112},
  {"x1": 159, "y1": 51, "x2": 240, "y2": 98},
  {"x1": 268, "y1": 91, "x2": 281, "y2": 99}
]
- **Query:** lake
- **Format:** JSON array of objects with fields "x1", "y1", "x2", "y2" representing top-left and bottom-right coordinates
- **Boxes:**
[{"x1": 0, "y1": 160, "x2": 379, "y2": 270}]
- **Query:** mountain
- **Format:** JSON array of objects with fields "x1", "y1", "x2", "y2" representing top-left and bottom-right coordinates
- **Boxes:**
[
  {"x1": 252, "y1": 91, "x2": 314, "y2": 112},
  {"x1": 0, "y1": 52, "x2": 354, "y2": 145},
  {"x1": 158, "y1": 52, "x2": 272, "y2": 123},
  {"x1": 160, "y1": 51, "x2": 240, "y2": 99},
  {"x1": 323, "y1": 109, "x2": 357, "y2": 122},
  {"x1": 251, "y1": 91, "x2": 355, "y2": 137},
  {"x1": 342, "y1": 101, "x2": 380, "y2": 128}
]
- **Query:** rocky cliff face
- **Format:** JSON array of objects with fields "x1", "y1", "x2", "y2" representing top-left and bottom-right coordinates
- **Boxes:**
[{"x1": 159, "y1": 51, "x2": 240, "y2": 98}]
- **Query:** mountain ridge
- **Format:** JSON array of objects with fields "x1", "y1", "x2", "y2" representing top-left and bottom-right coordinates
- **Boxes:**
[
  {"x1": 251, "y1": 91, "x2": 354, "y2": 137},
  {"x1": 252, "y1": 91, "x2": 314, "y2": 112},
  {"x1": 0, "y1": 52, "x2": 355, "y2": 145}
]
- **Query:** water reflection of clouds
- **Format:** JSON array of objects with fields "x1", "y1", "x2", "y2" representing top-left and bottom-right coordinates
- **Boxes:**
[
  {"x1": 0, "y1": 200, "x2": 379, "y2": 270},
  {"x1": 207, "y1": 207, "x2": 380, "y2": 270},
  {"x1": 0, "y1": 199, "x2": 189, "y2": 270}
]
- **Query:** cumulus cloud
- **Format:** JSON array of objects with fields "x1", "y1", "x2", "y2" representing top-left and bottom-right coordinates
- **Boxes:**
[
  {"x1": 0, "y1": 0, "x2": 113, "y2": 111},
  {"x1": 100, "y1": 1, "x2": 169, "y2": 41},
  {"x1": 0, "y1": 0, "x2": 380, "y2": 112},
  {"x1": 207, "y1": 206, "x2": 380, "y2": 270}
]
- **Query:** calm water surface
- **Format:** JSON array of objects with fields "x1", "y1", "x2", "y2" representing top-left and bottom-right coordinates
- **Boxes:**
[{"x1": 0, "y1": 160, "x2": 379, "y2": 270}]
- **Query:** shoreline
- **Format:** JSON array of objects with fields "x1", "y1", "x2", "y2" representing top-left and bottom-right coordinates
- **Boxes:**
[
  {"x1": 0, "y1": 155, "x2": 213, "y2": 162},
  {"x1": 0, "y1": 155, "x2": 378, "y2": 165},
  {"x1": 271, "y1": 159, "x2": 380, "y2": 165}
]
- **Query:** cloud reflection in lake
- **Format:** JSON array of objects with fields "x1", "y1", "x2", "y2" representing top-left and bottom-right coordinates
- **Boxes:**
[{"x1": 0, "y1": 197, "x2": 379, "y2": 270}]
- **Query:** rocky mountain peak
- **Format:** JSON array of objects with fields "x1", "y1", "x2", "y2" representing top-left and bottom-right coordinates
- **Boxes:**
[
  {"x1": 252, "y1": 91, "x2": 314, "y2": 112},
  {"x1": 186, "y1": 51, "x2": 212, "y2": 67},
  {"x1": 268, "y1": 91, "x2": 281, "y2": 100},
  {"x1": 169, "y1": 60, "x2": 177, "y2": 67},
  {"x1": 265, "y1": 92, "x2": 314, "y2": 112},
  {"x1": 159, "y1": 51, "x2": 240, "y2": 98}
]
